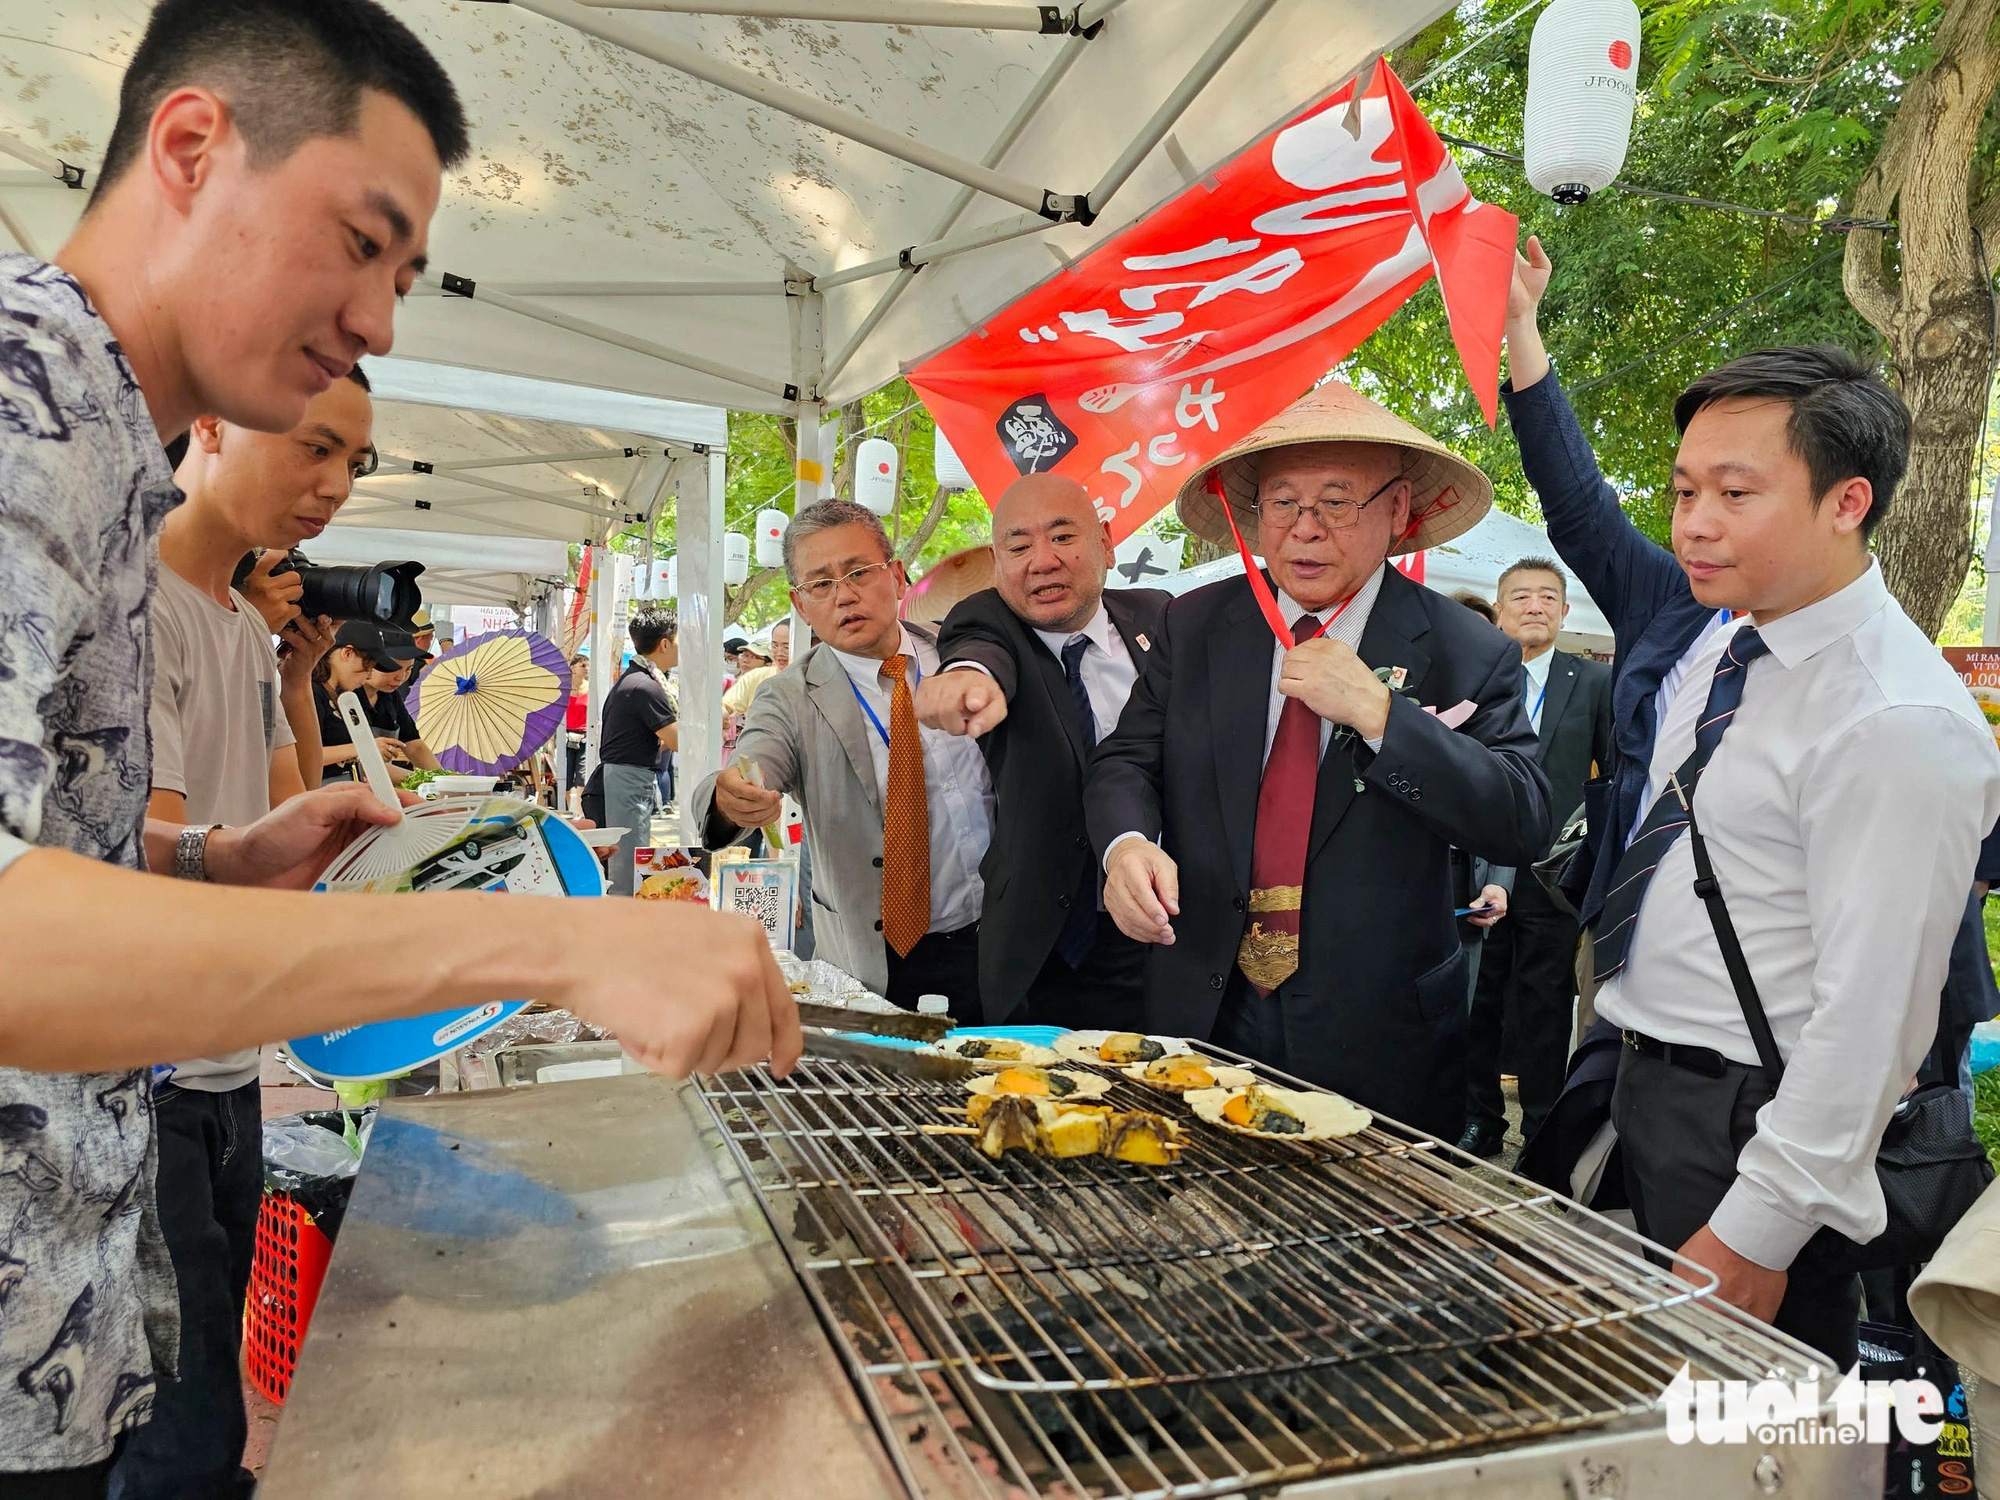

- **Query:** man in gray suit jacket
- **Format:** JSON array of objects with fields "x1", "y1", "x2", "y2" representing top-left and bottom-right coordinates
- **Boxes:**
[{"x1": 693, "y1": 501, "x2": 994, "y2": 1017}]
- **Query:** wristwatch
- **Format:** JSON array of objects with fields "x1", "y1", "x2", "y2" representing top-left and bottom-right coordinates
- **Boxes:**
[{"x1": 174, "y1": 823, "x2": 223, "y2": 882}]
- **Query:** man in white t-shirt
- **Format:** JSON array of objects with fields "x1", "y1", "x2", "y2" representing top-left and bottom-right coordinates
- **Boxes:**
[{"x1": 131, "y1": 367, "x2": 372, "y2": 1496}]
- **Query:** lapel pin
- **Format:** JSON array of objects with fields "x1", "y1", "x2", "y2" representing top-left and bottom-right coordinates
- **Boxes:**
[
  {"x1": 1389, "y1": 666, "x2": 1408, "y2": 690},
  {"x1": 1134, "y1": 633, "x2": 1152, "y2": 652}
]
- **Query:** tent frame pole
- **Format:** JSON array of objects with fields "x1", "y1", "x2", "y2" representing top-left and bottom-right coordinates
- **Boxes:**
[
  {"x1": 676, "y1": 451, "x2": 728, "y2": 841},
  {"x1": 789, "y1": 277, "x2": 828, "y2": 504},
  {"x1": 341, "y1": 493, "x2": 587, "y2": 544},
  {"x1": 468, "y1": 281, "x2": 789, "y2": 298},
  {"x1": 379, "y1": 446, "x2": 653, "y2": 473},
  {"x1": 421, "y1": 469, "x2": 636, "y2": 523},
  {"x1": 819, "y1": 26, "x2": 1092, "y2": 386},
  {"x1": 512, "y1": 0, "x2": 1080, "y2": 219},
  {"x1": 1083, "y1": 0, "x2": 1279, "y2": 218},
  {"x1": 431, "y1": 275, "x2": 795, "y2": 403},
  {"x1": 573, "y1": 0, "x2": 1066, "y2": 29},
  {"x1": 812, "y1": 210, "x2": 1058, "y2": 292},
  {"x1": 0, "y1": 131, "x2": 83, "y2": 186}
]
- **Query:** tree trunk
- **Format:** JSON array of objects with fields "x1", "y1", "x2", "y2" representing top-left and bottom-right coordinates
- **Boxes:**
[
  {"x1": 1841, "y1": 0, "x2": 2000, "y2": 637},
  {"x1": 724, "y1": 568, "x2": 782, "y2": 625},
  {"x1": 1183, "y1": 533, "x2": 1228, "y2": 568},
  {"x1": 898, "y1": 481, "x2": 954, "y2": 565}
]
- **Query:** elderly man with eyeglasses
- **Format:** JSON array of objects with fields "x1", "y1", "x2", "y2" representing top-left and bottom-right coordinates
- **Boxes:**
[
  {"x1": 693, "y1": 500, "x2": 995, "y2": 1017},
  {"x1": 1085, "y1": 384, "x2": 1552, "y2": 1140}
]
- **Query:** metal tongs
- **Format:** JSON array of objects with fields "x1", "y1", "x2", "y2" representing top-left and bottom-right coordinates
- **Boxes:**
[{"x1": 794, "y1": 1000, "x2": 952, "y2": 1044}]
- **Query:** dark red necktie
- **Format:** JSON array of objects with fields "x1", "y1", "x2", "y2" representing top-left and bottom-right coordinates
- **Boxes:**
[{"x1": 1238, "y1": 614, "x2": 1321, "y2": 994}]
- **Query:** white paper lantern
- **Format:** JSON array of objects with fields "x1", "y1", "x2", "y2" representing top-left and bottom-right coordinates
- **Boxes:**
[
  {"x1": 854, "y1": 436, "x2": 900, "y2": 515},
  {"x1": 663, "y1": 555, "x2": 678, "y2": 599},
  {"x1": 723, "y1": 531, "x2": 750, "y2": 587},
  {"x1": 754, "y1": 508, "x2": 788, "y2": 568},
  {"x1": 1524, "y1": 0, "x2": 1641, "y2": 204},
  {"x1": 933, "y1": 426, "x2": 974, "y2": 493}
]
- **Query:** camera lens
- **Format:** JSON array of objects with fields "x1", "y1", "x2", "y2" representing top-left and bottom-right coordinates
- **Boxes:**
[{"x1": 295, "y1": 558, "x2": 425, "y2": 627}]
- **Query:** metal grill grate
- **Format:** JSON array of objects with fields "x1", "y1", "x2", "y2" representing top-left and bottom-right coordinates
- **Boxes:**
[{"x1": 695, "y1": 1047, "x2": 1824, "y2": 1499}]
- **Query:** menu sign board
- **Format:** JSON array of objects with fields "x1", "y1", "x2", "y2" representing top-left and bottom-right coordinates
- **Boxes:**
[{"x1": 1942, "y1": 646, "x2": 2000, "y2": 750}]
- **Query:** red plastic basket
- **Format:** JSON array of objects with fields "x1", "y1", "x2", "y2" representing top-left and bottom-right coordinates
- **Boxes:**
[{"x1": 244, "y1": 1190, "x2": 333, "y2": 1406}]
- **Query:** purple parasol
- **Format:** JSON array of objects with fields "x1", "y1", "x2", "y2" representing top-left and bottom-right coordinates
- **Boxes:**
[{"x1": 407, "y1": 628, "x2": 570, "y2": 777}]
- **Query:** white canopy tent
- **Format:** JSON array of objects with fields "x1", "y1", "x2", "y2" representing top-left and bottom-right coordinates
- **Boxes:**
[
  {"x1": 2, "y1": 0, "x2": 1459, "y2": 818},
  {"x1": 1158, "y1": 507, "x2": 1617, "y2": 656}
]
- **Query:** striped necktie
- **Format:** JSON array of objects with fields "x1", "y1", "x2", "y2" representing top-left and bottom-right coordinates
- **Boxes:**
[
  {"x1": 878, "y1": 655, "x2": 930, "y2": 958},
  {"x1": 1592, "y1": 625, "x2": 1770, "y2": 981}
]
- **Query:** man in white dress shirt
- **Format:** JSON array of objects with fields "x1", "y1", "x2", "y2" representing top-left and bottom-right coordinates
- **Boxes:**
[
  {"x1": 1501, "y1": 235, "x2": 2000, "y2": 1367},
  {"x1": 695, "y1": 501, "x2": 995, "y2": 1017}
]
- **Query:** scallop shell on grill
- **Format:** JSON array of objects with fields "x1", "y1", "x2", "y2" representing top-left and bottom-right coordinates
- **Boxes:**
[
  {"x1": 1051, "y1": 1030, "x2": 1200, "y2": 1066},
  {"x1": 934, "y1": 1035, "x2": 1063, "y2": 1066},
  {"x1": 1185, "y1": 1084, "x2": 1372, "y2": 1141},
  {"x1": 1120, "y1": 1055, "x2": 1259, "y2": 1093},
  {"x1": 963, "y1": 1066, "x2": 1113, "y2": 1101}
]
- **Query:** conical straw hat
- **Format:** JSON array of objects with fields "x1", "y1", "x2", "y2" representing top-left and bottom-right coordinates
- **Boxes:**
[{"x1": 1176, "y1": 381, "x2": 1492, "y2": 557}]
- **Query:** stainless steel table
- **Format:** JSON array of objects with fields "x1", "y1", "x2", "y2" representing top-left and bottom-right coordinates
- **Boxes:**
[{"x1": 258, "y1": 1074, "x2": 903, "y2": 1498}]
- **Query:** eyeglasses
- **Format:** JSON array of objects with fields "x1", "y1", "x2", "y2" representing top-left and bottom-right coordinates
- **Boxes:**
[
  {"x1": 793, "y1": 560, "x2": 893, "y2": 603},
  {"x1": 1253, "y1": 472, "x2": 1402, "y2": 532},
  {"x1": 351, "y1": 449, "x2": 379, "y2": 481}
]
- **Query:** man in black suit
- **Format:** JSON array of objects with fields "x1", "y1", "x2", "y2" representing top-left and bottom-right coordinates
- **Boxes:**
[
  {"x1": 1459, "y1": 558, "x2": 1613, "y2": 1156},
  {"x1": 917, "y1": 474, "x2": 1169, "y2": 1028},
  {"x1": 1087, "y1": 385, "x2": 1551, "y2": 1141}
]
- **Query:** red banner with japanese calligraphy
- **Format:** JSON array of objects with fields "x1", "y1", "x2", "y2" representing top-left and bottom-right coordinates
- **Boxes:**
[{"x1": 908, "y1": 64, "x2": 1517, "y2": 545}]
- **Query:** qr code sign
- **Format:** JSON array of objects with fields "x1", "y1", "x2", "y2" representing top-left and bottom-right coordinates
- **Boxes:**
[{"x1": 718, "y1": 866, "x2": 795, "y2": 951}]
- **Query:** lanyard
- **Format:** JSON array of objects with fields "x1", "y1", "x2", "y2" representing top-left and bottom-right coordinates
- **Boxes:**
[
  {"x1": 1527, "y1": 673, "x2": 1548, "y2": 724},
  {"x1": 850, "y1": 655, "x2": 921, "y2": 749}
]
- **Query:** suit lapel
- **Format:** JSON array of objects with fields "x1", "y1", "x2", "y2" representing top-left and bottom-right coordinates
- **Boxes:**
[
  {"x1": 1307, "y1": 568, "x2": 1431, "y2": 865},
  {"x1": 805, "y1": 645, "x2": 882, "y2": 815},
  {"x1": 1535, "y1": 651, "x2": 1578, "y2": 760},
  {"x1": 1209, "y1": 587, "x2": 1272, "y2": 894}
]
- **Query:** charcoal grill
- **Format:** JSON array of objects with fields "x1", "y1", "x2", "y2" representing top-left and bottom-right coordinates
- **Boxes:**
[{"x1": 696, "y1": 1044, "x2": 1865, "y2": 1499}]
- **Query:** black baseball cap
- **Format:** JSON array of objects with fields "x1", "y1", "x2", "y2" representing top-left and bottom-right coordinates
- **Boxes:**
[
  {"x1": 335, "y1": 621, "x2": 418, "y2": 671},
  {"x1": 723, "y1": 635, "x2": 749, "y2": 653}
]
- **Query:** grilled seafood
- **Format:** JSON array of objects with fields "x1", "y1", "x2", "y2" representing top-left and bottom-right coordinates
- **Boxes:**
[
  {"x1": 1186, "y1": 1083, "x2": 1372, "y2": 1142},
  {"x1": 1097, "y1": 1031, "x2": 1166, "y2": 1064},
  {"x1": 1127, "y1": 1053, "x2": 1259, "y2": 1093},
  {"x1": 1052, "y1": 1030, "x2": 1192, "y2": 1066},
  {"x1": 964, "y1": 1066, "x2": 1113, "y2": 1101},
  {"x1": 937, "y1": 1036, "x2": 1062, "y2": 1066},
  {"x1": 958, "y1": 1094, "x2": 1185, "y2": 1165}
]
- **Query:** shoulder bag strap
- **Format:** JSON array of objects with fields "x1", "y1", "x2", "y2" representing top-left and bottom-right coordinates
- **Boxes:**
[{"x1": 1673, "y1": 774, "x2": 1787, "y2": 1085}]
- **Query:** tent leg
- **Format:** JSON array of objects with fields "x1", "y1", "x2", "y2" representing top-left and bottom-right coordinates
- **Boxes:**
[
  {"x1": 586, "y1": 543, "x2": 619, "y2": 787},
  {"x1": 789, "y1": 279, "x2": 827, "y2": 506},
  {"x1": 676, "y1": 452, "x2": 728, "y2": 844}
]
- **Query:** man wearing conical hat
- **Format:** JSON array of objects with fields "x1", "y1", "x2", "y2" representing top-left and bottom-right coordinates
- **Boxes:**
[{"x1": 1085, "y1": 383, "x2": 1552, "y2": 1140}]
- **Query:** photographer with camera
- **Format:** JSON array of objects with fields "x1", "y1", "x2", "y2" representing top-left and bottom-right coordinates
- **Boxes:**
[
  {"x1": 315, "y1": 623, "x2": 441, "y2": 780},
  {"x1": 136, "y1": 363, "x2": 381, "y2": 1496}
]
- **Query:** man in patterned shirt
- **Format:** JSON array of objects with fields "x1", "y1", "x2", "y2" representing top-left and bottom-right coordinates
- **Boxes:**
[{"x1": 0, "y1": 4, "x2": 799, "y2": 1492}]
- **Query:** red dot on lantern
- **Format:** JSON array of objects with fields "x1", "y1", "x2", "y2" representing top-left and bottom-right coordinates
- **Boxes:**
[
  {"x1": 877, "y1": 462, "x2": 890, "y2": 474},
  {"x1": 1608, "y1": 39, "x2": 1632, "y2": 68}
]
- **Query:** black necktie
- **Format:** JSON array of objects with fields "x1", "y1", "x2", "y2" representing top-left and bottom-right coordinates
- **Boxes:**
[
  {"x1": 1055, "y1": 635, "x2": 1099, "y2": 969},
  {"x1": 1061, "y1": 635, "x2": 1097, "y2": 750},
  {"x1": 1592, "y1": 625, "x2": 1771, "y2": 981}
]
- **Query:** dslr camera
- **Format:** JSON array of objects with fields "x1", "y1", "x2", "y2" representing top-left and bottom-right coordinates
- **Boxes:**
[{"x1": 233, "y1": 549, "x2": 425, "y2": 629}]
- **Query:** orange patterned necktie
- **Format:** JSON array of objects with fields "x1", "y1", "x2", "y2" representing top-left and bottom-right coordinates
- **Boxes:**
[{"x1": 878, "y1": 654, "x2": 930, "y2": 957}]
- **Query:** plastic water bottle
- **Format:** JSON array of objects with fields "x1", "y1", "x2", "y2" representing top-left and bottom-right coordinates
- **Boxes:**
[{"x1": 917, "y1": 994, "x2": 949, "y2": 1017}]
